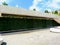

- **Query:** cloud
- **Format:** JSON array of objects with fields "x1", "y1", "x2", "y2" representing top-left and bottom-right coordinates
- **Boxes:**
[
  {"x1": 16, "y1": 4, "x2": 19, "y2": 7},
  {"x1": 0, "y1": 0, "x2": 11, "y2": 4},
  {"x1": 29, "y1": 5, "x2": 41, "y2": 11},
  {"x1": 53, "y1": 0, "x2": 60, "y2": 2},
  {"x1": 0, "y1": 0, "x2": 6, "y2": 2},
  {"x1": 47, "y1": 0, "x2": 60, "y2": 9},
  {"x1": 32, "y1": 0, "x2": 42, "y2": 6},
  {"x1": 45, "y1": 8, "x2": 52, "y2": 12},
  {"x1": 29, "y1": 0, "x2": 42, "y2": 11},
  {"x1": 0, "y1": 0, "x2": 8, "y2": 3},
  {"x1": 0, "y1": 0, "x2": 6, "y2": 4},
  {"x1": 29, "y1": 0, "x2": 60, "y2": 11}
]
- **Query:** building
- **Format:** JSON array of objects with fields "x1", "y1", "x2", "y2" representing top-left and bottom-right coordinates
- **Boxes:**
[{"x1": 0, "y1": 5, "x2": 60, "y2": 32}]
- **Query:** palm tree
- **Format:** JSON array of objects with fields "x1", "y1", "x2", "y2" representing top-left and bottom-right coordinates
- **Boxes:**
[{"x1": 2, "y1": 2, "x2": 8, "y2": 6}]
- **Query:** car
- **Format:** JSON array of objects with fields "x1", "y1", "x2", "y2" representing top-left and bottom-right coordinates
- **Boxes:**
[{"x1": 50, "y1": 26, "x2": 60, "y2": 32}]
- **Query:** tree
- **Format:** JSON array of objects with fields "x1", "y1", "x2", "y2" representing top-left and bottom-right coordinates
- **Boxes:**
[
  {"x1": 54, "y1": 10, "x2": 58, "y2": 14},
  {"x1": 2, "y1": 2, "x2": 8, "y2": 6},
  {"x1": 33, "y1": 9, "x2": 36, "y2": 11},
  {"x1": 44, "y1": 10, "x2": 49, "y2": 13}
]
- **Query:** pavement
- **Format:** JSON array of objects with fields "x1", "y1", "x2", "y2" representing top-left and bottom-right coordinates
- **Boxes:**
[{"x1": 1, "y1": 29, "x2": 60, "y2": 45}]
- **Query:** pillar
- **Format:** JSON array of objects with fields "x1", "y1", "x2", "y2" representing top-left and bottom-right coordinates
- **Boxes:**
[{"x1": 0, "y1": 13, "x2": 2, "y2": 17}]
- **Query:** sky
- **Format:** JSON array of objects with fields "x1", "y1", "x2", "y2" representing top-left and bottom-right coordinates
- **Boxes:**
[{"x1": 0, "y1": 0, "x2": 60, "y2": 12}]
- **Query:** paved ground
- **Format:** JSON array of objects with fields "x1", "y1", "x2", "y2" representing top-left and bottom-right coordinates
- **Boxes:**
[{"x1": 1, "y1": 29, "x2": 60, "y2": 45}]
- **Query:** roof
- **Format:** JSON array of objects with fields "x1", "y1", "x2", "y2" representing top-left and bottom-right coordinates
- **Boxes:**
[{"x1": 0, "y1": 5, "x2": 60, "y2": 19}]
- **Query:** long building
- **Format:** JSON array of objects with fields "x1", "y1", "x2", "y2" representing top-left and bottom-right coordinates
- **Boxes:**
[{"x1": 0, "y1": 5, "x2": 60, "y2": 32}]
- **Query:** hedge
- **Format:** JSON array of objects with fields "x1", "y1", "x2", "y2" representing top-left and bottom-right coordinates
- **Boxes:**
[{"x1": 0, "y1": 17, "x2": 60, "y2": 31}]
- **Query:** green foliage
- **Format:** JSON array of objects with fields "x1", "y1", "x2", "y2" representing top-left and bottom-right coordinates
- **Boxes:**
[
  {"x1": 54, "y1": 10, "x2": 58, "y2": 14},
  {"x1": 52, "y1": 10, "x2": 60, "y2": 16},
  {"x1": 2, "y1": 2, "x2": 8, "y2": 6},
  {"x1": 44, "y1": 10, "x2": 49, "y2": 13},
  {"x1": 59, "y1": 13, "x2": 60, "y2": 16},
  {"x1": 33, "y1": 9, "x2": 36, "y2": 11},
  {"x1": 0, "y1": 17, "x2": 59, "y2": 31}
]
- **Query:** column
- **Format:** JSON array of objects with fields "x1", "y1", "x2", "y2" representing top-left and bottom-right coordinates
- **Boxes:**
[{"x1": 0, "y1": 13, "x2": 2, "y2": 17}]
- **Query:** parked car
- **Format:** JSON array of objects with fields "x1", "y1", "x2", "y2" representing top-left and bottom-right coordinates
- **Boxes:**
[{"x1": 50, "y1": 26, "x2": 60, "y2": 32}]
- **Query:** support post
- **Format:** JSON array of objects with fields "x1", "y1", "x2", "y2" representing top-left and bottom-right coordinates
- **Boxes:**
[
  {"x1": 0, "y1": 13, "x2": 2, "y2": 17},
  {"x1": 54, "y1": 18, "x2": 60, "y2": 24}
]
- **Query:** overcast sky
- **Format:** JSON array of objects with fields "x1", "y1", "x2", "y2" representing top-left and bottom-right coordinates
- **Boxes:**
[{"x1": 0, "y1": 0, "x2": 60, "y2": 12}]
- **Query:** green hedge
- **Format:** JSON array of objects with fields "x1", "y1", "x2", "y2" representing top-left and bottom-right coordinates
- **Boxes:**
[{"x1": 0, "y1": 17, "x2": 60, "y2": 31}]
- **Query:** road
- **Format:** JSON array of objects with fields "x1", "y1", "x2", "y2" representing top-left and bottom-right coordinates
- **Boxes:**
[{"x1": 1, "y1": 29, "x2": 60, "y2": 45}]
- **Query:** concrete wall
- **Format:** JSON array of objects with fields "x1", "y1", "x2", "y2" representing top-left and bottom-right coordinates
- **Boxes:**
[
  {"x1": 0, "y1": 13, "x2": 1, "y2": 17},
  {"x1": 54, "y1": 18, "x2": 60, "y2": 24},
  {"x1": 0, "y1": 5, "x2": 60, "y2": 19}
]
